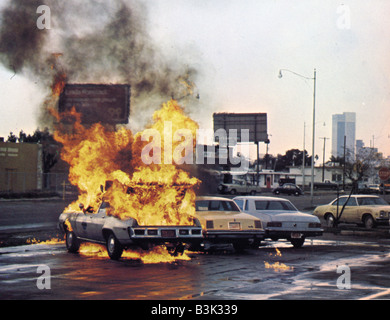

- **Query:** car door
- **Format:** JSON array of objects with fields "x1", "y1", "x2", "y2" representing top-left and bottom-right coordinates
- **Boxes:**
[
  {"x1": 74, "y1": 212, "x2": 93, "y2": 239},
  {"x1": 338, "y1": 196, "x2": 359, "y2": 223},
  {"x1": 87, "y1": 202, "x2": 110, "y2": 242}
]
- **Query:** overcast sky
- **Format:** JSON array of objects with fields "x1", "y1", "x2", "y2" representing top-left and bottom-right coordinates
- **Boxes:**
[{"x1": 1, "y1": 0, "x2": 389, "y2": 162}]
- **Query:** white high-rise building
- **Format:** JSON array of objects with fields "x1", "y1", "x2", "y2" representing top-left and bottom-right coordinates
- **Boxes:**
[{"x1": 332, "y1": 112, "x2": 356, "y2": 161}]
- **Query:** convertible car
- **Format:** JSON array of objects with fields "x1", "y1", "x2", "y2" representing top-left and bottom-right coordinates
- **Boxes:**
[{"x1": 59, "y1": 201, "x2": 203, "y2": 260}]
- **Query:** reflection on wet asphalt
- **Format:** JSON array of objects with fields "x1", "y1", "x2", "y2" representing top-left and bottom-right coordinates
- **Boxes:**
[{"x1": 1, "y1": 237, "x2": 390, "y2": 300}]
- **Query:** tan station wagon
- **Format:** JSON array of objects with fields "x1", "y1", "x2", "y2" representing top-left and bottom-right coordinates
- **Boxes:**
[
  {"x1": 194, "y1": 196, "x2": 265, "y2": 251},
  {"x1": 313, "y1": 195, "x2": 390, "y2": 229}
]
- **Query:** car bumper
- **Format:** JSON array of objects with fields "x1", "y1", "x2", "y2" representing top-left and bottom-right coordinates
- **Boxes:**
[
  {"x1": 266, "y1": 228, "x2": 323, "y2": 239},
  {"x1": 127, "y1": 226, "x2": 203, "y2": 246},
  {"x1": 375, "y1": 218, "x2": 389, "y2": 226},
  {"x1": 203, "y1": 230, "x2": 265, "y2": 241}
]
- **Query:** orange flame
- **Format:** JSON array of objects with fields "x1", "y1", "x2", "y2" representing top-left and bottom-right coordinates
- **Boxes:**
[
  {"x1": 79, "y1": 243, "x2": 191, "y2": 263},
  {"x1": 54, "y1": 99, "x2": 200, "y2": 226}
]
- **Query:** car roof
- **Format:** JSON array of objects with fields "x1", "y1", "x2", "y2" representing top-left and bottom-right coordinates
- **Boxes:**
[
  {"x1": 196, "y1": 196, "x2": 234, "y2": 201},
  {"x1": 233, "y1": 196, "x2": 291, "y2": 202},
  {"x1": 339, "y1": 195, "x2": 380, "y2": 198}
]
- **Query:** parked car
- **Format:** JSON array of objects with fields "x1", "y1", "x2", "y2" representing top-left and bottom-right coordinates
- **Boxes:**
[
  {"x1": 273, "y1": 183, "x2": 303, "y2": 196},
  {"x1": 218, "y1": 181, "x2": 262, "y2": 195},
  {"x1": 233, "y1": 196, "x2": 323, "y2": 248},
  {"x1": 59, "y1": 200, "x2": 203, "y2": 260},
  {"x1": 194, "y1": 196, "x2": 264, "y2": 251},
  {"x1": 311, "y1": 180, "x2": 339, "y2": 190},
  {"x1": 313, "y1": 195, "x2": 390, "y2": 229},
  {"x1": 357, "y1": 184, "x2": 381, "y2": 194}
]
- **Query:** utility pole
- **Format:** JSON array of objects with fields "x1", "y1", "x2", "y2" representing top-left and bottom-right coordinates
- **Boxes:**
[
  {"x1": 319, "y1": 137, "x2": 329, "y2": 182},
  {"x1": 343, "y1": 135, "x2": 346, "y2": 190},
  {"x1": 302, "y1": 122, "x2": 306, "y2": 190}
]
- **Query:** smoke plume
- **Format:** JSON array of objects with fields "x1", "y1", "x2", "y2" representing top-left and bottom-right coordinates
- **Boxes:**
[{"x1": 0, "y1": 0, "x2": 199, "y2": 130}]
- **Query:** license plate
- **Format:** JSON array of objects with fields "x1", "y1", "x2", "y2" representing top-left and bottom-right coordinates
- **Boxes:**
[
  {"x1": 229, "y1": 222, "x2": 241, "y2": 230},
  {"x1": 291, "y1": 232, "x2": 303, "y2": 239},
  {"x1": 161, "y1": 230, "x2": 176, "y2": 238}
]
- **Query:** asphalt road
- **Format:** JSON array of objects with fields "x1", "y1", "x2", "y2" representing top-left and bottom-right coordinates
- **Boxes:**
[
  {"x1": 1, "y1": 235, "x2": 390, "y2": 300},
  {"x1": 1, "y1": 193, "x2": 390, "y2": 301}
]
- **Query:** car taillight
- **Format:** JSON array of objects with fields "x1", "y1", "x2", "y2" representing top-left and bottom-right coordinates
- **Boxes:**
[
  {"x1": 267, "y1": 221, "x2": 282, "y2": 228},
  {"x1": 254, "y1": 220, "x2": 262, "y2": 229}
]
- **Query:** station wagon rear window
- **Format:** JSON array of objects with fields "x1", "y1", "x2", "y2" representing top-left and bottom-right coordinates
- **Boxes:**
[{"x1": 357, "y1": 197, "x2": 389, "y2": 206}]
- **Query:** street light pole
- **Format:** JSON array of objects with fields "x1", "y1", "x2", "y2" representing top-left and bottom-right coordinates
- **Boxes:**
[
  {"x1": 311, "y1": 69, "x2": 316, "y2": 207},
  {"x1": 279, "y1": 68, "x2": 317, "y2": 206}
]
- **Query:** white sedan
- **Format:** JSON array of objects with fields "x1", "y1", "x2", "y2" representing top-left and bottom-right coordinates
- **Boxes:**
[{"x1": 233, "y1": 196, "x2": 323, "y2": 248}]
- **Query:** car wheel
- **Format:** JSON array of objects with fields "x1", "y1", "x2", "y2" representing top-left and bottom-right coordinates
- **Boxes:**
[
  {"x1": 290, "y1": 238, "x2": 305, "y2": 248},
  {"x1": 106, "y1": 233, "x2": 123, "y2": 260},
  {"x1": 274, "y1": 190, "x2": 280, "y2": 195},
  {"x1": 230, "y1": 189, "x2": 237, "y2": 195},
  {"x1": 325, "y1": 214, "x2": 335, "y2": 227},
  {"x1": 66, "y1": 231, "x2": 80, "y2": 253},
  {"x1": 294, "y1": 191, "x2": 300, "y2": 196},
  {"x1": 363, "y1": 215, "x2": 375, "y2": 229}
]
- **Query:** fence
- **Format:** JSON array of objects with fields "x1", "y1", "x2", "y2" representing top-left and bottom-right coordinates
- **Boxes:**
[{"x1": 0, "y1": 171, "x2": 77, "y2": 196}]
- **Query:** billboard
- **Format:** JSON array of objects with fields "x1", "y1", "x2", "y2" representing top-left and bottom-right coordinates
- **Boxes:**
[
  {"x1": 58, "y1": 84, "x2": 130, "y2": 124},
  {"x1": 213, "y1": 112, "x2": 268, "y2": 143}
]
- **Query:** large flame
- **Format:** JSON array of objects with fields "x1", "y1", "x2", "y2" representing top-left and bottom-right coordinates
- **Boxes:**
[{"x1": 53, "y1": 98, "x2": 200, "y2": 226}]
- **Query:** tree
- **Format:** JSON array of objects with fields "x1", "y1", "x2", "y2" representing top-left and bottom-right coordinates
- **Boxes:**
[
  {"x1": 274, "y1": 149, "x2": 312, "y2": 172},
  {"x1": 344, "y1": 148, "x2": 380, "y2": 190},
  {"x1": 6, "y1": 131, "x2": 17, "y2": 142},
  {"x1": 6, "y1": 128, "x2": 59, "y2": 173}
]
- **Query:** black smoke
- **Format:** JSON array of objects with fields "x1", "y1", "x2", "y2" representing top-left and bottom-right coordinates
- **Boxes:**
[{"x1": 0, "y1": 0, "x2": 199, "y2": 128}]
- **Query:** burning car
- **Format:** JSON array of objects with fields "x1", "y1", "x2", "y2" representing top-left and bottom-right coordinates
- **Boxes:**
[
  {"x1": 59, "y1": 198, "x2": 203, "y2": 260},
  {"x1": 194, "y1": 196, "x2": 265, "y2": 251}
]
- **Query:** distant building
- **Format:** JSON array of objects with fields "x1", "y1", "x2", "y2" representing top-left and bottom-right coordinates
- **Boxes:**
[
  {"x1": 332, "y1": 112, "x2": 356, "y2": 161},
  {"x1": 0, "y1": 141, "x2": 43, "y2": 193},
  {"x1": 356, "y1": 139, "x2": 379, "y2": 159}
]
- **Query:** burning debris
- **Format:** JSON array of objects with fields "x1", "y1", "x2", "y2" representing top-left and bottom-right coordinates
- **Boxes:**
[{"x1": 264, "y1": 248, "x2": 294, "y2": 272}]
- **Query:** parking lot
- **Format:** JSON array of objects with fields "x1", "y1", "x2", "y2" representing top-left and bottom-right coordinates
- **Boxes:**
[{"x1": 1, "y1": 193, "x2": 390, "y2": 300}]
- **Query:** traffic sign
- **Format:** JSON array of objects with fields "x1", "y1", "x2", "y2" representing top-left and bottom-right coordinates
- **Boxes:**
[{"x1": 378, "y1": 167, "x2": 390, "y2": 181}]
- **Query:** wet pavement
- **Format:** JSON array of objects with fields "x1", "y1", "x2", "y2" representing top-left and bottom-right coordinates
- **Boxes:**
[{"x1": 1, "y1": 234, "x2": 390, "y2": 300}]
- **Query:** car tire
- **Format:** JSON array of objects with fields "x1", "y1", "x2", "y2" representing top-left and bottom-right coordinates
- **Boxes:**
[
  {"x1": 274, "y1": 190, "x2": 280, "y2": 195},
  {"x1": 363, "y1": 215, "x2": 375, "y2": 229},
  {"x1": 230, "y1": 189, "x2": 237, "y2": 195},
  {"x1": 294, "y1": 191, "x2": 300, "y2": 196},
  {"x1": 325, "y1": 214, "x2": 335, "y2": 227},
  {"x1": 290, "y1": 238, "x2": 305, "y2": 248},
  {"x1": 106, "y1": 233, "x2": 123, "y2": 260},
  {"x1": 66, "y1": 231, "x2": 80, "y2": 253}
]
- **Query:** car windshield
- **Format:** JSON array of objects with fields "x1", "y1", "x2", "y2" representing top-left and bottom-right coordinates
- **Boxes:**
[
  {"x1": 255, "y1": 200, "x2": 297, "y2": 211},
  {"x1": 331, "y1": 197, "x2": 357, "y2": 206},
  {"x1": 196, "y1": 200, "x2": 240, "y2": 212},
  {"x1": 234, "y1": 199, "x2": 244, "y2": 210},
  {"x1": 357, "y1": 197, "x2": 389, "y2": 206}
]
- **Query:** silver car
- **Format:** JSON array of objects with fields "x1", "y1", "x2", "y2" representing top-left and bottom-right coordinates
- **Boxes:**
[
  {"x1": 233, "y1": 196, "x2": 323, "y2": 248},
  {"x1": 59, "y1": 201, "x2": 203, "y2": 260}
]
